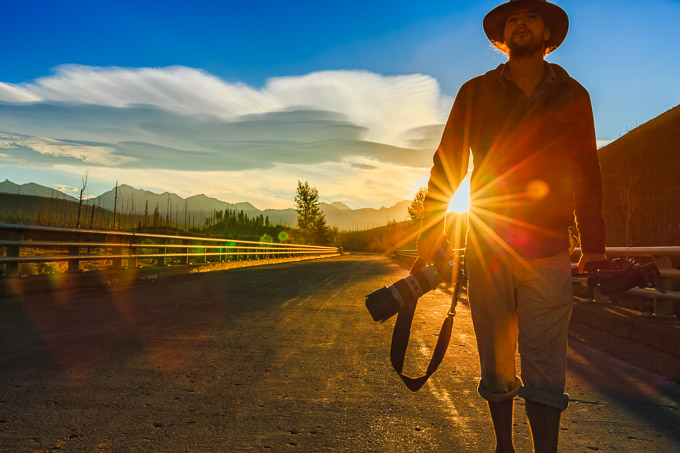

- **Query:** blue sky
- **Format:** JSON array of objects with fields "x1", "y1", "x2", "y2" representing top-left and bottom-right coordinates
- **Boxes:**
[{"x1": 1, "y1": 0, "x2": 679, "y2": 209}]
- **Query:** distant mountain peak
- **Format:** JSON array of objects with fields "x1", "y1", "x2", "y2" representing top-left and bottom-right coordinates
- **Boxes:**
[
  {"x1": 0, "y1": 179, "x2": 76, "y2": 200},
  {"x1": 329, "y1": 201, "x2": 351, "y2": 211}
]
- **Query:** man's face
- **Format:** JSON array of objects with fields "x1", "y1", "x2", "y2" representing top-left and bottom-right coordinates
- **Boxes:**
[{"x1": 502, "y1": 8, "x2": 551, "y2": 57}]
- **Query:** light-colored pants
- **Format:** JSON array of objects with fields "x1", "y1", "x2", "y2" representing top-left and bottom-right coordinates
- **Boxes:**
[{"x1": 466, "y1": 246, "x2": 573, "y2": 410}]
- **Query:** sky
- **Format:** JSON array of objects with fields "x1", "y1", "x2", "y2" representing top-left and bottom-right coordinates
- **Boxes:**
[{"x1": 1, "y1": 0, "x2": 679, "y2": 210}]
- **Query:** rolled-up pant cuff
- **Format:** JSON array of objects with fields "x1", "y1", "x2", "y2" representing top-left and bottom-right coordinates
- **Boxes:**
[
  {"x1": 477, "y1": 377, "x2": 522, "y2": 402},
  {"x1": 519, "y1": 385, "x2": 569, "y2": 411}
]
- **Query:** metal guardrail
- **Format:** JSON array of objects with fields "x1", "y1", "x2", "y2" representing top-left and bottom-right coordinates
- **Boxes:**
[
  {"x1": 0, "y1": 223, "x2": 339, "y2": 277},
  {"x1": 572, "y1": 247, "x2": 680, "y2": 317},
  {"x1": 394, "y1": 247, "x2": 680, "y2": 317}
]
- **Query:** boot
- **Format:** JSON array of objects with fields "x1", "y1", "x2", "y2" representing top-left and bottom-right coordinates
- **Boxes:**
[
  {"x1": 488, "y1": 399, "x2": 515, "y2": 453},
  {"x1": 525, "y1": 400, "x2": 561, "y2": 453}
]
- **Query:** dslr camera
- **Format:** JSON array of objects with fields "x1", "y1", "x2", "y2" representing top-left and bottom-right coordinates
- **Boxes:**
[
  {"x1": 583, "y1": 258, "x2": 662, "y2": 295},
  {"x1": 366, "y1": 247, "x2": 454, "y2": 322}
]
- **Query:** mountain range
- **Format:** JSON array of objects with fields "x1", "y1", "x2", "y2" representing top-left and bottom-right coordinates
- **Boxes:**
[
  {"x1": 0, "y1": 180, "x2": 75, "y2": 201},
  {"x1": 0, "y1": 179, "x2": 410, "y2": 230}
]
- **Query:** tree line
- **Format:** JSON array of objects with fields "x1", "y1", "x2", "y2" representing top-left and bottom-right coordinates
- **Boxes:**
[{"x1": 0, "y1": 180, "x2": 340, "y2": 246}]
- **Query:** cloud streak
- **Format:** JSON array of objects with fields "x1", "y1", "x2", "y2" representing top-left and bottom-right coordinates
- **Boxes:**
[
  {"x1": 0, "y1": 65, "x2": 450, "y2": 208},
  {"x1": 0, "y1": 65, "x2": 450, "y2": 148},
  {"x1": 0, "y1": 133, "x2": 136, "y2": 166}
]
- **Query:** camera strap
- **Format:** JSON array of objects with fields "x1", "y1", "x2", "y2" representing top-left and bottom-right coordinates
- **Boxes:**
[{"x1": 389, "y1": 256, "x2": 463, "y2": 392}]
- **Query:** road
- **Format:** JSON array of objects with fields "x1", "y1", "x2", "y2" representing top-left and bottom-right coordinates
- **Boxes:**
[{"x1": 1, "y1": 254, "x2": 679, "y2": 452}]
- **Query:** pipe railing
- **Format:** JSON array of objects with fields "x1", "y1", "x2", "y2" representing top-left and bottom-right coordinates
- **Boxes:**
[
  {"x1": 572, "y1": 247, "x2": 680, "y2": 317},
  {"x1": 394, "y1": 247, "x2": 679, "y2": 318},
  {"x1": 0, "y1": 223, "x2": 339, "y2": 276}
]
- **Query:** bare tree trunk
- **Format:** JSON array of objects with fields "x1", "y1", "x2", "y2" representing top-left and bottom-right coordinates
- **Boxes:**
[
  {"x1": 113, "y1": 181, "x2": 119, "y2": 230},
  {"x1": 76, "y1": 172, "x2": 88, "y2": 228},
  {"x1": 89, "y1": 199, "x2": 96, "y2": 229}
]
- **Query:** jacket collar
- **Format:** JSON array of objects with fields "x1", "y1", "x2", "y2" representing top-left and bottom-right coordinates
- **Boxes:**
[{"x1": 498, "y1": 61, "x2": 557, "y2": 102}]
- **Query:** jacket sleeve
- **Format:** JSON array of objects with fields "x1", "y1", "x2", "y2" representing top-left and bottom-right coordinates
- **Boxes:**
[
  {"x1": 572, "y1": 90, "x2": 606, "y2": 253},
  {"x1": 421, "y1": 82, "x2": 473, "y2": 235}
]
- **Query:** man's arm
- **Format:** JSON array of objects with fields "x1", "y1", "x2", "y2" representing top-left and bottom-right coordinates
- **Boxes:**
[
  {"x1": 418, "y1": 83, "x2": 473, "y2": 263},
  {"x1": 571, "y1": 90, "x2": 607, "y2": 271}
]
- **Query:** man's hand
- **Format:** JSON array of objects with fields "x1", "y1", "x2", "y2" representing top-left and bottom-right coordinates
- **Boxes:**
[
  {"x1": 577, "y1": 252, "x2": 607, "y2": 273},
  {"x1": 416, "y1": 228, "x2": 449, "y2": 265}
]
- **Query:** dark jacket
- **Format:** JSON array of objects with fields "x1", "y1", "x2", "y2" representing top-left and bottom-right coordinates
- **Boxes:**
[{"x1": 424, "y1": 63, "x2": 606, "y2": 258}]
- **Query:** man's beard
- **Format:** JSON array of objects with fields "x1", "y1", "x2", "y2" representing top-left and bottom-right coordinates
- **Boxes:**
[{"x1": 508, "y1": 35, "x2": 545, "y2": 58}]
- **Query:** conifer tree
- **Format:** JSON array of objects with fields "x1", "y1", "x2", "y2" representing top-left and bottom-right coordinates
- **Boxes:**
[
  {"x1": 294, "y1": 181, "x2": 332, "y2": 245},
  {"x1": 408, "y1": 187, "x2": 427, "y2": 222}
]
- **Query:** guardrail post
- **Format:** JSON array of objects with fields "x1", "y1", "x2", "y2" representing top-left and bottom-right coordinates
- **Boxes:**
[
  {"x1": 108, "y1": 235, "x2": 123, "y2": 270},
  {"x1": 202, "y1": 241, "x2": 208, "y2": 264},
  {"x1": 156, "y1": 240, "x2": 167, "y2": 267},
  {"x1": 128, "y1": 237, "x2": 137, "y2": 269},
  {"x1": 111, "y1": 245, "x2": 123, "y2": 270},
  {"x1": 653, "y1": 255, "x2": 674, "y2": 317},
  {"x1": 5, "y1": 230, "x2": 21, "y2": 276},
  {"x1": 591, "y1": 285, "x2": 608, "y2": 304},
  {"x1": 67, "y1": 245, "x2": 80, "y2": 273},
  {"x1": 179, "y1": 240, "x2": 188, "y2": 265}
]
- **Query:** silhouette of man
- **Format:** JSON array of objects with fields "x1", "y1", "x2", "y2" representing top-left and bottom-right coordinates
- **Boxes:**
[{"x1": 417, "y1": 1, "x2": 606, "y2": 451}]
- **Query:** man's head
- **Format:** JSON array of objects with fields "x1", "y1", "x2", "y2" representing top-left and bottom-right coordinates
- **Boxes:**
[{"x1": 483, "y1": 0, "x2": 568, "y2": 57}]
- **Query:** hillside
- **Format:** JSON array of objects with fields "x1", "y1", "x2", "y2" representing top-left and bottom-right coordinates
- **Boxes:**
[{"x1": 597, "y1": 103, "x2": 680, "y2": 246}]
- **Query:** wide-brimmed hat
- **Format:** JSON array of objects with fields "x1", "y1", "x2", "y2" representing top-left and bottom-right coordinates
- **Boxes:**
[{"x1": 483, "y1": 0, "x2": 569, "y2": 54}]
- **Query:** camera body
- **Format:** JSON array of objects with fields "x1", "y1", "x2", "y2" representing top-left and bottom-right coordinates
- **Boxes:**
[
  {"x1": 583, "y1": 259, "x2": 661, "y2": 295},
  {"x1": 366, "y1": 247, "x2": 453, "y2": 322}
]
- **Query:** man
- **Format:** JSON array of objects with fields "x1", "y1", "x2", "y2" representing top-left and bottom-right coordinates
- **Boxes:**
[{"x1": 417, "y1": 1, "x2": 606, "y2": 452}]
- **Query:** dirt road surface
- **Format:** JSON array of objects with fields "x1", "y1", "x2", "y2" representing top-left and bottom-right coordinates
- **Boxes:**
[{"x1": 1, "y1": 254, "x2": 678, "y2": 451}]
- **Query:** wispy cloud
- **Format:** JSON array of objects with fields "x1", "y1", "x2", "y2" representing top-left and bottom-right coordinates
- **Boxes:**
[
  {"x1": 7, "y1": 65, "x2": 277, "y2": 118},
  {"x1": 0, "y1": 65, "x2": 450, "y2": 148},
  {"x1": 0, "y1": 65, "x2": 451, "y2": 208},
  {"x1": 0, "y1": 133, "x2": 136, "y2": 166},
  {"x1": 0, "y1": 82, "x2": 41, "y2": 102}
]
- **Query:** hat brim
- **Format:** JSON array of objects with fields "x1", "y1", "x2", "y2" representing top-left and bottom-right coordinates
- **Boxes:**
[{"x1": 483, "y1": 1, "x2": 569, "y2": 54}]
